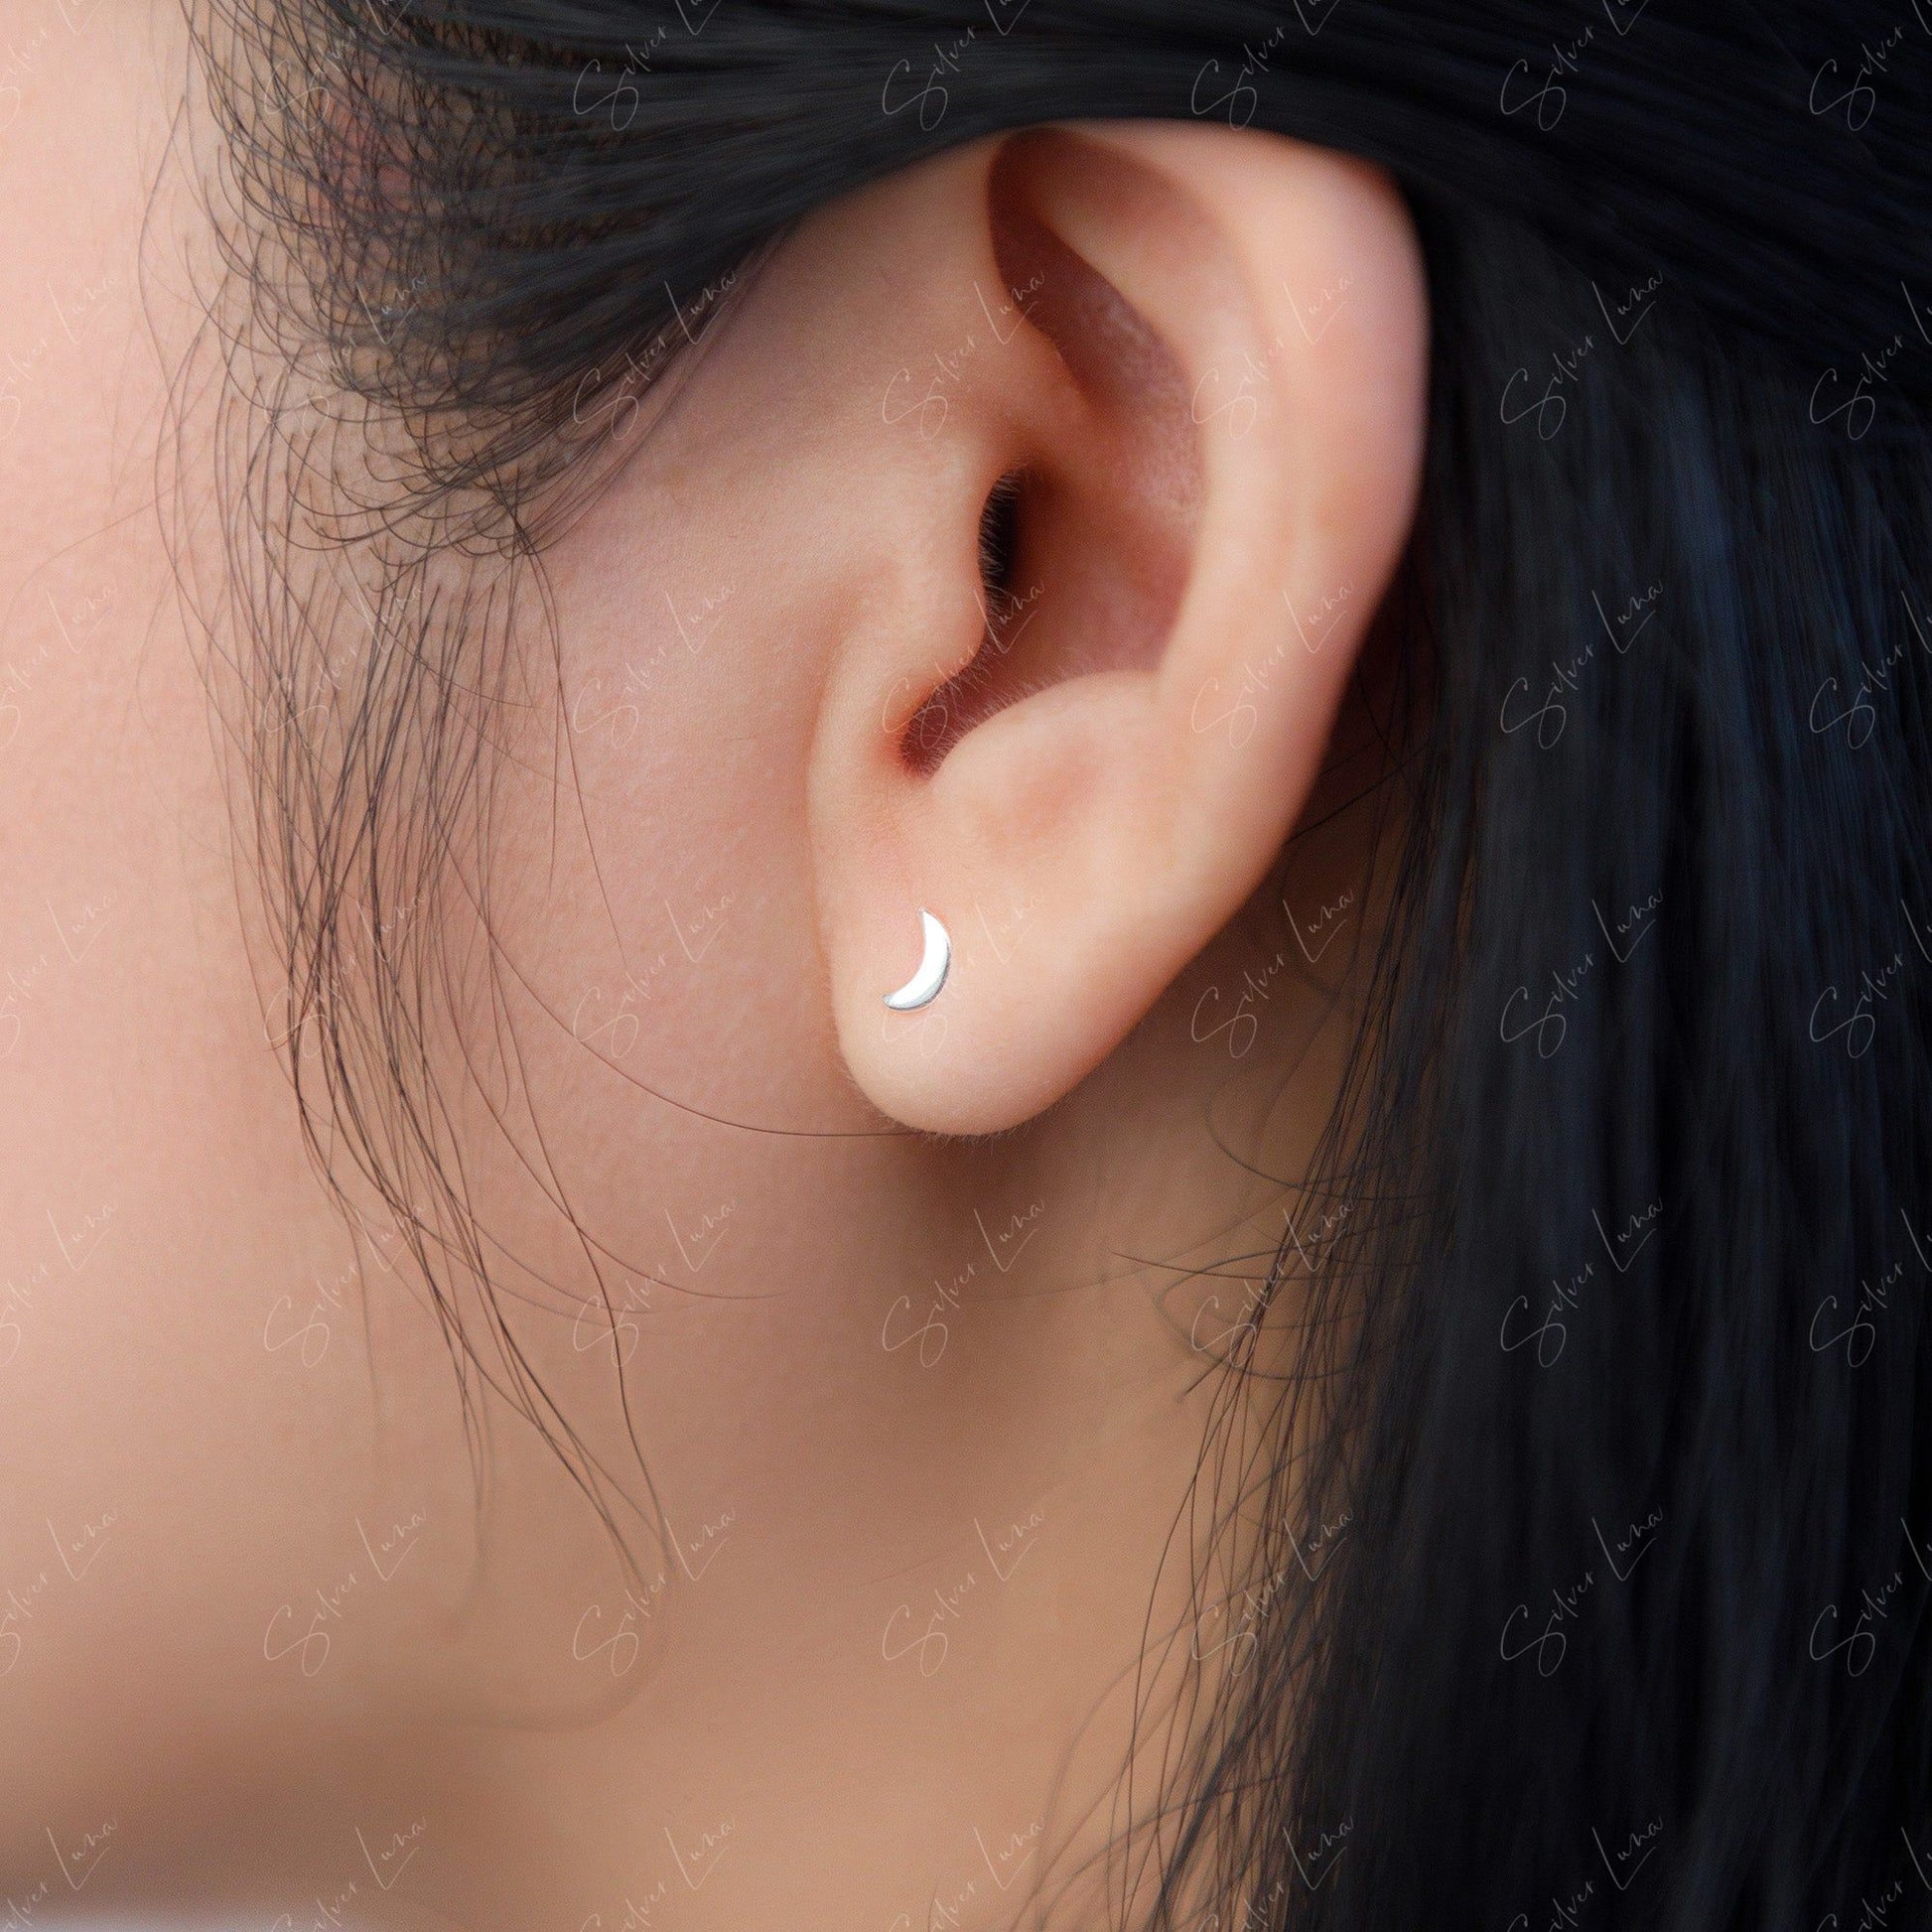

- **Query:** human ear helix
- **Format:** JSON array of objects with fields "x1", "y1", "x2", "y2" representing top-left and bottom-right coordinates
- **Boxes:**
[{"x1": 808, "y1": 122, "x2": 1427, "y2": 1136}]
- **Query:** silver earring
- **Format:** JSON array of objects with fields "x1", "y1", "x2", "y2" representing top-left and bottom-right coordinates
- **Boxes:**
[{"x1": 884, "y1": 908, "x2": 951, "y2": 1011}]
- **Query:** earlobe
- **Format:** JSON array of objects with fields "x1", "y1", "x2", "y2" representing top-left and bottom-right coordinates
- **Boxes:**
[{"x1": 807, "y1": 121, "x2": 1427, "y2": 1137}]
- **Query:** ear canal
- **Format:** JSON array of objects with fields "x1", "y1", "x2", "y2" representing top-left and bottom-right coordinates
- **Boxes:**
[
  {"x1": 899, "y1": 468, "x2": 1034, "y2": 772},
  {"x1": 891, "y1": 130, "x2": 1205, "y2": 778}
]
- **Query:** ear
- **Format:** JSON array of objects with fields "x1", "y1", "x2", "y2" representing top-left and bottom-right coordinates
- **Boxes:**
[{"x1": 807, "y1": 121, "x2": 1427, "y2": 1137}]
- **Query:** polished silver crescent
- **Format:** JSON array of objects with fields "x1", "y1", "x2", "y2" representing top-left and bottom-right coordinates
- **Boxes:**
[{"x1": 883, "y1": 908, "x2": 951, "y2": 1011}]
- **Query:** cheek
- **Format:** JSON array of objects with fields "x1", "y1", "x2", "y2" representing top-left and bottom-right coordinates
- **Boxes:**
[
  {"x1": 433, "y1": 417, "x2": 886, "y2": 1432},
  {"x1": 504, "y1": 449, "x2": 851, "y2": 1143}
]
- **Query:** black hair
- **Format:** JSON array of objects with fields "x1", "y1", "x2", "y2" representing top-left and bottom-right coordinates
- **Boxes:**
[{"x1": 175, "y1": 2, "x2": 1932, "y2": 1928}]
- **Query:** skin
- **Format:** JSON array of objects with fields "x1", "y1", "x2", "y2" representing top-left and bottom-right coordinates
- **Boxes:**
[{"x1": 0, "y1": 3, "x2": 1425, "y2": 1925}]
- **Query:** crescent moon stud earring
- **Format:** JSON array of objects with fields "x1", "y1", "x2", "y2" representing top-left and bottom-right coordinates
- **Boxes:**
[{"x1": 884, "y1": 908, "x2": 952, "y2": 1012}]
